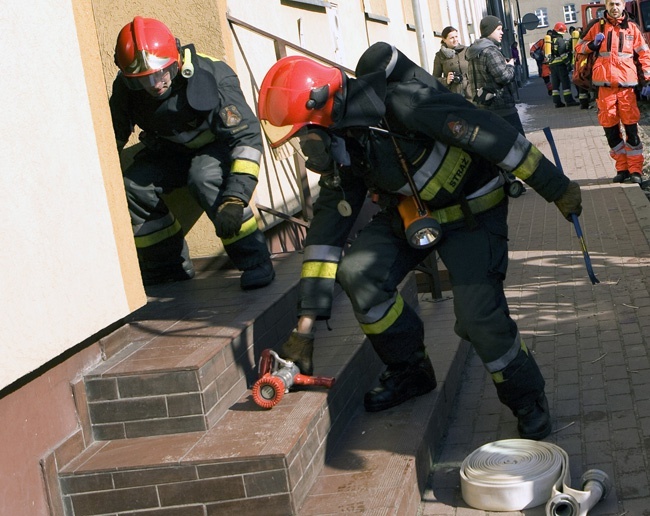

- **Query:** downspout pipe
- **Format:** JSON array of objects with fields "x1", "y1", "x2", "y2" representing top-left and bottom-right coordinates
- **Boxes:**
[{"x1": 411, "y1": 0, "x2": 430, "y2": 72}]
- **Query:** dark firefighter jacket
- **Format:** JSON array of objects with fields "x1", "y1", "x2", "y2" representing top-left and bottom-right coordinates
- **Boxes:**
[
  {"x1": 297, "y1": 43, "x2": 571, "y2": 320},
  {"x1": 109, "y1": 45, "x2": 263, "y2": 204}
]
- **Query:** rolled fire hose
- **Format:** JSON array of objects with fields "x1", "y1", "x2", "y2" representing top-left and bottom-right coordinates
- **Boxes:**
[{"x1": 459, "y1": 439, "x2": 612, "y2": 514}]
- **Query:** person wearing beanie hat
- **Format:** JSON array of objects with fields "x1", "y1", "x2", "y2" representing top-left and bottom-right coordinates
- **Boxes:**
[
  {"x1": 432, "y1": 26, "x2": 472, "y2": 99},
  {"x1": 466, "y1": 14, "x2": 524, "y2": 135},
  {"x1": 480, "y1": 15, "x2": 502, "y2": 38}
]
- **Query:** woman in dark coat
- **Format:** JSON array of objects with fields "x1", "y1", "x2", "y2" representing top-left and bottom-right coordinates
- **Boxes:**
[{"x1": 432, "y1": 26, "x2": 472, "y2": 99}]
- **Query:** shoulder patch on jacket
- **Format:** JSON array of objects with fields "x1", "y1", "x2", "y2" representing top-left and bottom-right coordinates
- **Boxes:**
[
  {"x1": 447, "y1": 118, "x2": 468, "y2": 140},
  {"x1": 220, "y1": 105, "x2": 243, "y2": 127}
]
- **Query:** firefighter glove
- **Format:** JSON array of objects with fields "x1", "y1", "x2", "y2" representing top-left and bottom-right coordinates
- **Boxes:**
[
  {"x1": 215, "y1": 197, "x2": 245, "y2": 239},
  {"x1": 554, "y1": 180, "x2": 582, "y2": 221},
  {"x1": 594, "y1": 33, "x2": 605, "y2": 45},
  {"x1": 299, "y1": 127, "x2": 333, "y2": 172}
]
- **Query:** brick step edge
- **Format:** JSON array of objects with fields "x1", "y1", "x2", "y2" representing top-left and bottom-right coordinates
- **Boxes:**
[
  {"x1": 52, "y1": 275, "x2": 423, "y2": 515},
  {"x1": 299, "y1": 294, "x2": 469, "y2": 515}
]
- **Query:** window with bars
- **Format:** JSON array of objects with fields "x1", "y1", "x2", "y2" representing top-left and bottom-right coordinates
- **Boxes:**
[{"x1": 564, "y1": 4, "x2": 577, "y2": 23}]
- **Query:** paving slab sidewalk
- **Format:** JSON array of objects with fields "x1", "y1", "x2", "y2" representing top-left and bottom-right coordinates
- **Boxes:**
[{"x1": 419, "y1": 79, "x2": 650, "y2": 516}]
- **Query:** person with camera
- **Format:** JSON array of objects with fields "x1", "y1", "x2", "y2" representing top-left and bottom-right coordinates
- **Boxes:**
[
  {"x1": 432, "y1": 26, "x2": 472, "y2": 100},
  {"x1": 467, "y1": 16, "x2": 524, "y2": 135},
  {"x1": 258, "y1": 42, "x2": 584, "y2": 440}
]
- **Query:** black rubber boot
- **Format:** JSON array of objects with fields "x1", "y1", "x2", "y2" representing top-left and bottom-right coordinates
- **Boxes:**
[
  {"x1": 240, "y1": 260, "x2": 275, "y2": 290},
  {"x1": 629, "y1": 173, "x2": 643, "y2": 184},
  {"x1": 613, "y1": 170, "x2": 629, "y2": 183},
  {"x1": 280, "y1": 331, "x2": 314, "y2": 375},
  {"x1": 364, "y1": 351, "x2": 437, "y2": 412},
  {"x1": 139, "y1": 237, "x2": 195, "y2": 286},
  {"x1": 515, "y1": 392, "x2": 551, "y2": 440}
]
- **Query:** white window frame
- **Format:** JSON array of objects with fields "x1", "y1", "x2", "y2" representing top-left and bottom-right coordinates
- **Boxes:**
[
  {"x1": 536, "y1": 7, "x2": 549, "y2": 28},
  {"x1": 564, "y1": 4, "x2": 577, "y2": 23}
]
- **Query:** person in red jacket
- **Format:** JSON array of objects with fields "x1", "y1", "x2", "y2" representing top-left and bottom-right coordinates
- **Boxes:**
[
  {"x1": 530, "y1": 37, "x2": 552, "y2": 96},
  {"x1": 577, "y1": 0, "x2": 650, "y2": 184}
]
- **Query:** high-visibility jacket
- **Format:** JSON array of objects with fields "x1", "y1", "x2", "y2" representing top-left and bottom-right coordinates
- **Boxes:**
[{"x1": 576, "y1": 10, "x2": 650, "y2": 88}]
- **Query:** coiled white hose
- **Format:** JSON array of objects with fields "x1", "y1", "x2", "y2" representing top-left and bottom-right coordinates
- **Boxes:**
[{"x1": 459, "y1": 439, "x2": 611, "y2": 515}]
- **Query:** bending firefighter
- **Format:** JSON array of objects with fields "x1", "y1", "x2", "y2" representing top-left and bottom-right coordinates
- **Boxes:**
[
  {"x1": 258, "y1": 43, "x2": 583, "y2": 440},
  {"x1": 110, "y1": 17, "x2": 275, "y2": 288}
]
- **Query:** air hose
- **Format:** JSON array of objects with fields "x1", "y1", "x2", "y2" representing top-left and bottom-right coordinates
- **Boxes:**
[{"x1": 460, "y1": 439, "x2": 611, "y2": 514}]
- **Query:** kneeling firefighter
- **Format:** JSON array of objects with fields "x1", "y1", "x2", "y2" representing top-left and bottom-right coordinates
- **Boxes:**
[
  {"x1": 110, "y1": 17, "x2": 274, "y2": 289},
  {"x1": 258, "y1": 43, "x2": 583, "y2": 440}
]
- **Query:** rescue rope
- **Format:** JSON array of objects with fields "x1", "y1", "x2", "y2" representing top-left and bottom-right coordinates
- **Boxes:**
[{"x1": 459, "y1": 439, "x2": 611, "y2": 515}]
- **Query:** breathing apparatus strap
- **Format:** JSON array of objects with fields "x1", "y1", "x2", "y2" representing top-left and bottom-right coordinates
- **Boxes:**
[
  {"x1": 459, "y1": 196, "x2": 477, "y2": 229},
  {"x1": 382, "y1": 118, "x2": 428, "y2": 216}
]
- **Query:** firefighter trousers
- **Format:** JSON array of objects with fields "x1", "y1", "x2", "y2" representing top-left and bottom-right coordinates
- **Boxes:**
[
  {"x1": 123, "y1": 144, "x2": 270, "y2": 275},
  {"x1": 336, "y1": 202, "x2": 545, "y2": 412}
]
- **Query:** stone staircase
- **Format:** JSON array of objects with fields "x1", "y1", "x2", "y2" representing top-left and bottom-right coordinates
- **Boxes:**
[{"x1": 45, "y1": 250, "x2": 467, "y2": 515}]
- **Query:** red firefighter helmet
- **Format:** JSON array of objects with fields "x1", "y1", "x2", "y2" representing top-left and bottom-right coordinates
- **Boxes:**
[
  {"x1": 258, "y1": 56, "x2": 344, "y2": 148},
  {"x1": 553, "y1": 22, "x2": 568, "y2": 33},
  {"x1": 114, "y1": 16, "x2": 180, "y2": 90}
]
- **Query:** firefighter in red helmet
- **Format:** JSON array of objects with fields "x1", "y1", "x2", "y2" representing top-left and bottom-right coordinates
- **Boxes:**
[
  {"x1": 258, "y1": 44, "x2": 584, "y2": 440},
  {"x1": 110, "y1": 17, "x2": 274, "y2": 289},
  {"x1": 547, "y1": 22, "x2": 579, "y2": 107}
]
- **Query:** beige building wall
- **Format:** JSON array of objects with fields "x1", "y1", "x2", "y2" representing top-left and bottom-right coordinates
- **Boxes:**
[
  {"x1": 0, "y1": 0, "x2": 145, "y2": 390},
  {"x1": 0, "y1": 0, "x2": 146, "y2": 514}
]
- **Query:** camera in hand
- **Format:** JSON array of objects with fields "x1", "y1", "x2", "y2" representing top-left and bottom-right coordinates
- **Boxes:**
[{"x1": 451, "y1": 71, "x2": 463, "y2": 84}]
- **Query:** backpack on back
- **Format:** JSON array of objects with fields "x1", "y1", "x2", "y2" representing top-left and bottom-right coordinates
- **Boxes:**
[{"x1": 572, "y1": 19, "x2": 604, "y2": 89}]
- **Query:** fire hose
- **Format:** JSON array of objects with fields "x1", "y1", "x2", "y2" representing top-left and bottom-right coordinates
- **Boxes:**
[{"x1": 460, "y1": 439, "x2": 611, "y2": 515}]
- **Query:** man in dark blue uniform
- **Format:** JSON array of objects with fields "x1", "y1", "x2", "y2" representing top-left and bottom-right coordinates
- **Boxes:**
[
  {"x1": 257, "y1": 43, "x2": 584, "y2": 440},
  {"x1": 110, "y1": 17, "x2": 274, "y2": 289}
]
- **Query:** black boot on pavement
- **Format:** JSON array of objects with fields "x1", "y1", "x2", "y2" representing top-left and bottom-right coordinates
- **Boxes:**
[
  {"x1": 364, "y1": 351, "x2": 437, "y2": 412},
  {"x1": 629, "y1": 173, "x2": 643, "y2": 184},
  {"x1": 280, "y1": 330, "x2": 314, "y2": 376},
  {"x1": 613, "y1": 170, "x2": 629, "y2": 183},
  {"x1": 142, "y1": 261, "x2": 195, "y2": 286},
  {"x1": 515, "y1": 392, "x2": 552, "y2": 440},
  {"x1": 555, "y1": 103, "x2": 566, "y2": 108}
]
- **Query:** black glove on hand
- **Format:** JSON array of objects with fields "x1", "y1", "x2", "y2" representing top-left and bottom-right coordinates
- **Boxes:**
[
  {"x1": 299, "y1": 128, "x2": 333, "y2": 172},
  {"x1": 215, "y1": 197, "x2": 244, "y2": 239},
  {"x1": 554, "y1": 180, "x2": 582, "y2": 221}
]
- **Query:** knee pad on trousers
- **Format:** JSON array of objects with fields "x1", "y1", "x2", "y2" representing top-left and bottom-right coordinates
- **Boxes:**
[
  {"x1": 624, "y1": 124, "x2": 640, "y2": 146},
  {"x1": 492, "y1": 346, "x2": 545, "y2": 412},
  {"x1": 366, "y1": 301, "x2": 425, "y2": 366},
  {"x1": 603, "y1": 125, "x2": 623, "y2": 148}
]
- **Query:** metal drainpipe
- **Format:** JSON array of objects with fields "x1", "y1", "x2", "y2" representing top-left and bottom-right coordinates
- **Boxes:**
[{"x1": 411, "y1": 0, "x2": 430, "y2": 72}]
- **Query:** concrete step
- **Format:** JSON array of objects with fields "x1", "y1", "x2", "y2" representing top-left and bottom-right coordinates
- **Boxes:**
[
  {"x1": 299, "y1": 294, "x2": 467, "y2": 515},
  {"x1": 57, "y1": 267, "x2": 448, "y2": 515},
  {"x1": 82, "y1": 252, "x2": 303, "y2": 440}
]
